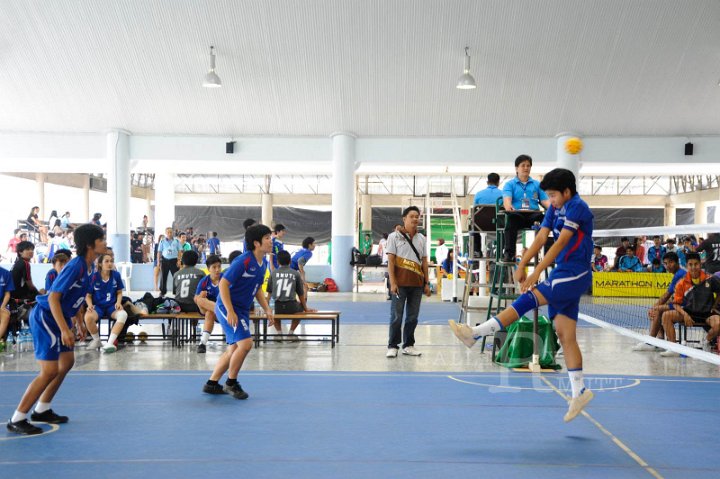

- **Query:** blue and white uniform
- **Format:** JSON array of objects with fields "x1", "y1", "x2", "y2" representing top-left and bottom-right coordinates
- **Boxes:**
[
  {"x1": 207, "y1": 237, "x2": 220, "y2": 255},
  {"x1": 31, "y1": 256, "x2": 95, "y2": 360},
  {"x1": 196, "y1": 273, "x2": 222, "y2": 302},
  {"x1": 45, "y1": 269, "x2": 58, "y2": 292},
  {"x1": 533, "y1": 194, "x2": 594, "y2": 321},
  {"x1": 215, "y1": 252, "x2": 267, "y2": 344},
  {"x1": 0, "y1": 267, "x2": 15, "y2": 309},
  {"x1": 89, "y1": 270, "x2": 125, "y2": 318},
  {"x1": 271, "y1": 237, "x2": 284, "y2": 269},
  {"x1": 290, "y1": 248, "x2": 313, "y2": 271}
]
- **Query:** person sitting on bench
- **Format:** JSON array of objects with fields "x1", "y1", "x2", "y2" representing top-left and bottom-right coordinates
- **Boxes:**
[
  {"x1": 267, "y1": 250, "x2": 316, "y2": 341},
  {"x1": 84, "y1": 253, "x2": 128, "y2": 353},
  {"x1": 194, "y1": 254, "x2": 223, "y2": 353},
  {"x1": 173, "y1": 250, "x2": 205, "y2": 314}
]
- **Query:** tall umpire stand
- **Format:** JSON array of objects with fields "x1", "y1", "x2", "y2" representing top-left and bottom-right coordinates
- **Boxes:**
[{"x1": 457, "y1": 203, "x2": 496, "y2": 325}]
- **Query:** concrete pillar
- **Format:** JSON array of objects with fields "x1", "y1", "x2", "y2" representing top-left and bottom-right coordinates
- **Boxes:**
[
  {"x1": 664, "y1": 204, "x2": 676, "y2": 227},
  {"x1": 81, "y1": 174, "x2": 90, "y2": 223},
  {"x1": 35, "y1": 173, "x2": 45, "y2": 220},
  {"x1": 695, "y1": 199, "x2": 708, "y2": 224},
  {"x1": 360, "y1": 194, "x2": 372, "y2": 232},
  {"x1": 262, "y1": 193, "x2": 273, "y2": 227},
  {"x1": 330, "y1": 132, "x2": 356, "y2": 292},
  {"x1": 106, "y1": 130, "x2": 131, "y2": 263},
  {"x1": 146, "y1": 189, "x2": 154, "y2": 229},
  {"x1": 154, "y1": 173, "x2": 175, "y2": 237},
  {"x1": 556, "y1": 133, "x2": 581, "y2": 179}
]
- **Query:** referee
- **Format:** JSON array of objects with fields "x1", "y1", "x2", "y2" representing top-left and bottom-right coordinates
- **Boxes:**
[{"x1": 157, "y1": 227, "x2": 181, "y2": 295}]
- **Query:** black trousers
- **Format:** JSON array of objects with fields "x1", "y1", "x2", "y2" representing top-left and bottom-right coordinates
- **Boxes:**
[
  {"x1": 503, "y1": 211, "x2": 545, "y2": 257},
  {"x1": 160, "y1": 257, "x2": 179, "y2": 295}
]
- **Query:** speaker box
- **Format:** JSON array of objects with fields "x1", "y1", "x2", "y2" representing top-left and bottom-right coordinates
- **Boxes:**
[
  {"x1": 684, "y1": 142, "x2": 693, "y2": 156},
  {"x1": 226, "y1": 141, "x2": 236, "y2": 154}
]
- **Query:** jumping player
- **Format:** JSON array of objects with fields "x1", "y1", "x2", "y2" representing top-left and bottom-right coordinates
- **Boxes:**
[
  {"x1": 6, "y1": 223, "x2": 105, "y2": 435},
  {"x1": 449, "y1": 168, "x2": 594, "y2": 422}
]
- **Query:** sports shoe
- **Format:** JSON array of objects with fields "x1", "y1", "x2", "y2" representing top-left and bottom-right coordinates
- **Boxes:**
[
  {"x1": 30, "y1": 409, "x2": 68, "y2": 424},
  {"x1": 632, "y1": 342, "x2": 660, "y2": 352},
  {"x1": 659, "y1": 349, "x2": 680, "y2": 357},
  {"x1": 386, "y1": 348, "x2": 398, "y2": 358},
  {"x1": 223, "y1": 382, "x2": 249, "y2": 400},
  {"x1": 7, "y1": 419, "x2": 43, "y2": 435},
  {"x1": 86, "y1": 337, "x2": 103, "y2": 350},
  {"x1": 286, "y1": 333, "x2": 300, "y2": 343},
  {"x1": 197, "y1": 344, "x2": 207, "y2": 354},
  {"x1": 564, "y1": 389, "x2": 594, "y2": 423},
  {"x1": 448, "y1": 320, "x2": 477, "y2": 348},
  {"x1": 402, "y1": 346, "x2": 422, "y2": 356},
  {"x1": 202, "y1": 382, "x2": 226, "y2": 395},
  {"x1": 103, "y1": 344, "x2": 117, "y2": 354}
]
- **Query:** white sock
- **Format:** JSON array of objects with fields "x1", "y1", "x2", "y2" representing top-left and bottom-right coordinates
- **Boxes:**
[
  {"x1": 201, "y1": 331, "x2": 210, "y2": 345},
  {"x1": 471, "y1": 317, "x2": 503, "y2": 338},
  {"x1": 11, "y1": 410, "x2": 27, "y2": 423},
  {"x1": 107, "y1": 333, "x2": 118, "y2": 346},
  {"x1": 568, "y1": 369, "x2": 585, "y2": 398},
  {"x1": 34, "y1": 402, "x2": 51, "y2": 414},
  {"x1": 91, "y1": 332, "x2": 100, "y2": 340}
]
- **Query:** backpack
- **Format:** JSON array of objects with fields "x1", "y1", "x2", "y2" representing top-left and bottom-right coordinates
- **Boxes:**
[{"x1": 323, "y1": 278, "x2": 338, "y2": 293}]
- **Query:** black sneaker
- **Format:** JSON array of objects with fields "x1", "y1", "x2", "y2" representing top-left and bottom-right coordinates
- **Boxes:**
[
  {"x1": 30, "y1": 409, "x2": 69, "y2": 424},
  {"x1": 202, "y1": 382, "x2": 226, "y2": 395},
  {"x1": 7, "y1": 419, "x2": 43, "y2": 435},
  {"x1": 501, "y1": 253, "x2": 515, "y2": 263},
  {"x1": 197, "y1": 344, "x2": 206, "y2": 354},
  {"x1": 223, "y1": 382, "x2": 249, "y2": 400}
]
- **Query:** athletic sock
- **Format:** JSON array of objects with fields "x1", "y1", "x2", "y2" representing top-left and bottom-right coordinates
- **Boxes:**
[
  {"x1": 201, "y1": 331, "x2": 210, "y2": 345},
  {"x1": 107, "y1": 333, "x2": 118, "y2": 346},
  {"x1": 34, "y1": 402, "x2": 51, "y2": 414},
  {"x1": 226, "y1": 378, "x2": 238, "y2": 386},
  {"x1": 91, "y1": 332, "x2": 100, "y2": 340},
  {"x1": 11, "y1": 410, "x2": 27, "y2": 423},
  {"x1": 471, "y1": 317, "x2": 504, "y2": 338},
  {"x1": 568, "y1": 368, "x2": 585, "y2": 398}
]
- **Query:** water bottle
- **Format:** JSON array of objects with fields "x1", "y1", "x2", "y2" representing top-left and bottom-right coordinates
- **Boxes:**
[
  {"x1": 6, "y1": 332, "x2": 14, "y2": 353},
  {"x1": 195, "y1": 325, "x2": 202, "y2": 342}
]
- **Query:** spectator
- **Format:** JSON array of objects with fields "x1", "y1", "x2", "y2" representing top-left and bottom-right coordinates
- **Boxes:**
[
  {"x1": 91, "y1": 212, "x2": 103, "y2": 226},
  {"x1": 242, "y1": 218, "x2": 257, "y2": 251},
  {"x1": 195, "y1": 234, "x2": 207, "y2": 262},
  {"x1": 141, "y1": 215, "x2": 149, "y2": 231},
  {"x1": 634, "y1": 236, "x2": 646, "y2": 266},
  {"x1": 47, "y1": 210, "x2": 59, "y2": 230},
  {"x1": 664, "y1": 238, "x2": 686, "y2": 267},
  {"x1": 618, "y1": 246, "x2": 643, "y2": 272},
  {"x1": 194, "y1": 254, "x2": 223, "y2": 353},
  {"x1": 6, "y1": 230, "x2": 26, "y2": 261},
  {"x1": 207, "y1": 231, "x2": 221, "y2": 257},
  {"x1": 266, "y1": 250, "x2": 316, "y2": 341},
  {"x1": 647, "y1": 236, "x2": 667, "y2": 266},
  {"x1": 473, "y1": 172, "x2": 503, "y2": 205},
  {"x1": 435, "y1": 238, "x2": 449, "y2": 265},
  {"x1": 649, "y1": 258, "x2": 665, "y2": 273},
  {"x1": 51, "y1": 219, "x2": 63, "y2": 237},
  {"x1": 130, "y1": 232, "x2": 144, "y2": 263},
  {"x1": 142, "y1": 231, "x2": 153, "y2": 263},
  {"x1": 591, "y1": 245, "x2": 607, "y2": 272},
  {"x1": 157, "y1": 228, "x2": 180, "y2": 295},
  {"x1": 681, "y1": 236, "x2": 695, "y2": 254},
  {"x1": 84, "y1": 253, "x2": 131, "y2": 354},
  {"x1": 153, "y1": 234, "x2": 164, "y2": 289},
  {"x1": 696, "y1": 232, "x2": 720, "y2": 274},
  {"x1": 270, "y1": 224, "x2": 286, "y2": 271},
  {"x1": 0, "y1": 264, "x2": 15, "y2": 352},
  {"x1": 26, "y1": 206, "x2": 48, "y2": 243},
  {"x1": 613, "y1": 237, "x2": 631, "y2": 270},
  {"x1": 60, "y1": 211, "x2": 71, "y2": 230},
  {"x1": 11, "y1": 241, "x2": 39, "y2": 301},
  {"x1": 173, "y1": 251, "x2": 205, "y2": 314},
  {"x1": 441, "y1": 249, "x2": 455, "y2": 276},
  {"x1": 378, "y1": 233, "x2": 389, "y2": 265},
  {"x1": 360, "y1": 233, "x2": 373, "y2": 256},
  {"x1": 290, "y1": 237, "x2": 316, "y2": 284}
]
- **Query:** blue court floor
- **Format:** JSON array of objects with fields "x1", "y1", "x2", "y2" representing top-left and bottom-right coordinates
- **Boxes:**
[{"x1": 1, "y1": 371, "x2": 716, "y2": 478}]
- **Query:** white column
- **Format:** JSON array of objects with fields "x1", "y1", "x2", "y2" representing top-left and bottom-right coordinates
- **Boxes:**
[
  {"x1": 146, "y1": 189, "x2": 153, "y2": 228},
  {"x1": 556, "y1": 133, "x2": 581, "y2": 179},
  {"x1": 360, "y1": 194, "x2": 372, "y2": 232},
  {"x1": 35, "y1": 173, "x2": 45, "y2": 220},
  {"x1": 106, "y1": 130, "x2": 131, "y2": 263},
  {"x1": 81, "y1": 174, "x2": 90, "y2": 223},
  {"x1": 664, "y1": 204, "x2": 676, "y2": 227},
  {"x1": 154, "y1": 173, "x2": 175, "y2": 238},
  {"x1": 695, "y1": 199, "x2": 708, "y2": 224},
  {"x1": 331, "y1": 132, "x2": 356, "y2": 292},
  {"x1": 262, "y1": 193, "x2": 273, "y2": 227}
]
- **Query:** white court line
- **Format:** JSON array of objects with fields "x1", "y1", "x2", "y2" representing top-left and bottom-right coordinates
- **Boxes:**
[
  {"x1": 0, "y1": 423, "x2": 60, "y2": 442},
  {"x1": 447, "y1": 375, "x2": 641, "y2": 392}
]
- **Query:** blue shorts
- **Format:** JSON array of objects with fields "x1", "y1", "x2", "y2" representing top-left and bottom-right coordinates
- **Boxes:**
[
  {"x1": 215, "y1": 303, "x2": 252, "y2": 345},
  {"x1": 94, "y1": 304, "x2": 116, "y2": 319},
  {"x1": 534, "y1": 267, "x2": 592, "y2": 321},
  {"x1": 30, "y1": 306, "x2": 73, "y2": 361}
]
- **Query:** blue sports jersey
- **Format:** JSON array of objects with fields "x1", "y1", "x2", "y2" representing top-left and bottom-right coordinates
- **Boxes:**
[
  {"x1": 540, "y1": 194, "x2": 593, "y2": 270},
  {"x1": 195, "y1": 273, "x2": 222, "y2": 302},
  {"x1": 667, "y1": 268, "x2": 686, "y2": 295},
  {"x1": 271, "y1": 237, "x2": 285, "y2": 269},
  {"x1": 0, "y1": 267, "x2": 15, "y2": 297},
  {"x1": 207, "y1": 237, "x2": 220, "y2": 255},
  {"x1": 290, "y1": 248, "x2": 313, "y2": 270},
  {"x1": 45, "y1": 269, "x2": 58, "y2": 291},
  {"x1": 473, "y1": 185, "x2": 503, "y2": 205},
  {"x1": 503, "y1": 177, "x2": 548, "y2": 211},
  {"x1": 217, "y1": 251, "x2": 267, "y2": 316},
  {"x1": 36, "y1": 255, "x2": 95, "y2": 323},
  {"x1": 89, "y1": 270, "x2": 124, "y2": 307}
]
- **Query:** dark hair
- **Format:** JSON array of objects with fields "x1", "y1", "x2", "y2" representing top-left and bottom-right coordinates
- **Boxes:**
[
  {"x1": 179, "y1": 232, "x2": 187, "y2": 239},
  {"x1": 625, "y1": 245, "x2": 635, "y2": 252},
  {"x1": 651, "y1": 258, "x2": 661, "y2": 265},
  {"x1": 273, "y1": 224, "x2": 286, "y2": 233},
  {"x1": 302, "y1": 236, "x2": 315, "y2": 249},
  {"x1": 212, "y1": 232, "x2": 218, "y2": 237},
  {"x1": 539, "y1": 168, "x2": 576, "y2": 195},
  {"x1": 662, "y1": 252, "x2": 679, "y2": 263},
  {"x1": 245, "y1": 224, "x2": 272, "y2": 251},
  {"x1": 74, "y1": 223, "x2": 105, "y2": 256},
  {"x1": 93, "y1": 213, "x2": 102, "y2": 220},
  {"x1": 228, "y1": 250, "x2": 242, "y2": 263},
  {"x1": 686, "y1": 252, "x2": 701, "y2": 263},
  {"x1": 402, "y1": 206, "x2": 420, "y2": 217},
  {"x1": 205, "y1": 254, "x2": 222, "y2": 268},
  {"x1": 52, "y1": 252, "x2": 69, "y2": 265},
  {"x1": 438, "y1": 238, "x2": 445, "y2": 245},
  {"x1": 181, "y1": 250, "x2": 199, "y2": 267},
  {"x1": 652, "y1": 235, "x2": 660, "y2": 240},
  {"x1": 54, "y1": 219, "x2": 61, "y2": 228},
  {"x1": 515, "y1": 155, "x2": 532, "y2": 167},
  {"x1": 243, "y1": 218, "x2": 257, "y2": 230},
  {"x1": 382, "y1": 233, "x2": 388, "y2": 240},
  {"x1": 19, "y1": 233, "x2": 27, "y2": 239},
  {"x1": 16, "y1": 241, "x2": 35, "y2": 254},
  {"x1": 55, "y1": 248, "x2": 73, "y2": 258},
  {"x1": 666, "y1": 238, "x2": 676, "y2": 244},
  {"x1": 621, "y1": 237, "x2": 629, "y2": 242},
  {"x1": 487, "y1": 173, "x2": 500, "y2": 185},
  {"x1": 96, "y1": 252, "x2": 112, "y2": 268},
  {"x1": 593, "y1": 245, "x2": 601, "y2": 250},
  {"x1": 277, "y1": 250, "x2": 291, "y2": 266}
]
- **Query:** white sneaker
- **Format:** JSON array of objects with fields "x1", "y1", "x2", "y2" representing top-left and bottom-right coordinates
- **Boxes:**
[
  {"x1": 659, "y1": 349, "x2": 680, "y2": 357},
  {"x1": 386, "y1": 348, "x2": 398, "y2": 358},
  {"x1": 86, "y1": 338, "x2": 103, "y2": 350},
  {"x1": 632, "y1": 342, "x2": 660, "y2": 352},
  {"x1": 402, "y1": 346, "x2": 422, "y2": 356},
  {"x1": 556, "y1": 347, "x2": 564, "y2": 357},
  {"x1": 564, "y1": 389, "x2": 594, "y2": 423},
  {"x1": 448, "y1": 320, "x2": 477, "y2": 348},
  {"x1": 103, "y1": 344, "x2": 117, "y2": 354}
]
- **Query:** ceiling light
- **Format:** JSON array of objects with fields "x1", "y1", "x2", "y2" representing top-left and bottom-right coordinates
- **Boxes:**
[
  {"x1": 456, "y1": 46, "x2": 477, "y2": 90},
  {"x1": 203, "y1": 46, "x2": 222, "y2": 88}
]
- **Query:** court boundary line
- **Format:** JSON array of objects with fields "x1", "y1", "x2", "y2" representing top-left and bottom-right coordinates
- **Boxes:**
[
  {"x1": 0, "y1": 423, "x2": 59, "y2": 442},
  {"x1": 447, "y1": 375, "x2": 641, "y2": 392}
]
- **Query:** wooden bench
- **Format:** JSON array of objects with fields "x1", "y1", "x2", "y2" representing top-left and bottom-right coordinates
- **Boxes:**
[{"x1": 252, "y1": 311, "x2": 341, "y2": 348}]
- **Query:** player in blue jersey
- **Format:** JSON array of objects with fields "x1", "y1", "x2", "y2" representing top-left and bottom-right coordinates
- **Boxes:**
[
  {"x1": 194, "y1": 254, "x2": 223, "y2": 353},
  {"x1": 7, "y1": 223, "x2": 106, "y2": 435},
  {"x1": 0, "y1": 265, "x2": 15, "y2": 352},
  {"x1": 207, "y1": 232, "x2": 221, "y2": 256},
  {"x1": 83, "y1": 253, "x2": 127, "y2": 354},
  {"x1": 202, "y1": 225, "x2": 274, "y2": 399},
  {"x1": 270, "y1": 224, "x2": 286, "y2": 271},
  {"x1": 290, "y1": 237, "x2": 315, "y2": 284},
  {"x1": 44, "y1": 251, "x2": 70, "y2": 292},
  {"x1": 450, "y1": 169, "x2": 595, "y2": 422}
]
